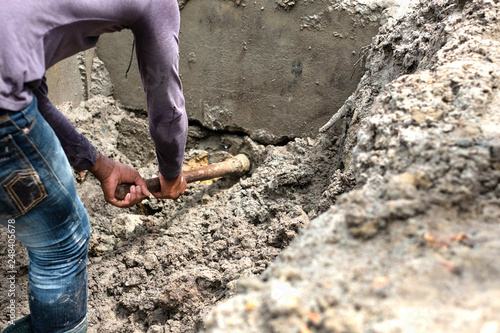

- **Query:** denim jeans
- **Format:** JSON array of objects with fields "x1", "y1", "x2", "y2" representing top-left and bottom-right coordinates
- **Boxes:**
[{"x1": 0, "y1": 98, "x2": 90, "y2": 332}]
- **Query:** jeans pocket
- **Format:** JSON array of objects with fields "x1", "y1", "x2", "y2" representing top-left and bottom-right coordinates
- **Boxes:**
[{"x1": 0, "y1": 135, "x2": 47, "y2": 219}]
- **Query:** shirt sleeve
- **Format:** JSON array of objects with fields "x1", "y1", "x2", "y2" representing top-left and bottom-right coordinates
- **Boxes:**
[
  {"x1": 132, "y1": 0, "x2": 188, "y2": 179},
  {"x1": 32, "y1": 77, "x2": 98, "y2": 172}
]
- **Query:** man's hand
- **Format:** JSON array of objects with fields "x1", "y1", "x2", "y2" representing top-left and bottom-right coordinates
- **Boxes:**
[
  {"x1": 89, "y1": 153, "x2": 150, "y2": 208},
  {"x1": 151, "y1": 172, "x2": 187, "y2": 200}
]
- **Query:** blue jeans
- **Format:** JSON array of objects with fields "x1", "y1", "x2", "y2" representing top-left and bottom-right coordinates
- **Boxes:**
[{"x1": 0, "y1": 98, "x2": 89, "y2": 332}]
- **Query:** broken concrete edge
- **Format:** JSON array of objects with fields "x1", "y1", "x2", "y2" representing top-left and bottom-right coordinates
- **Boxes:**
[{"x1": 318, "y1": 0, "x2": 421, "y2": 135}]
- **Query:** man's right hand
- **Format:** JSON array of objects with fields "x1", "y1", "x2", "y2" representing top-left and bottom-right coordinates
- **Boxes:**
[
  {"x1": 89, "y1": 153, "x2": 150, "y2": 208},
  {"x1": 151, "y1": 172, "x2": 187, "y2": 200}
]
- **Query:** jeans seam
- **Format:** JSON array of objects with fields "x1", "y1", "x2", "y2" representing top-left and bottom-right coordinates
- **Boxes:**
[
  {"x1": 64, "y1": 315, "x2": 87, "y2": 333},
  {"x1": 10, "y1": 109, "x2": 36, "y2": 133}
]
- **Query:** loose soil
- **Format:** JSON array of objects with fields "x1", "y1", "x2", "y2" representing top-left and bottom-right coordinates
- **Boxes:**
[{"x1": 1, "y1": 0, "x2": 500, "y2": 332}]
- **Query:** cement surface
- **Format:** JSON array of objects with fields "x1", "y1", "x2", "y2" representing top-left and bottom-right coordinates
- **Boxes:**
[
  {"x1": 95, "y1": 0, "x2": 395, "y2": 143},
  {"x1": 177, "y1": 0, "x2": 380, "y2": 143},
  {"x1": 45, "y1": 50, "x2": 94, "y2": 105}
]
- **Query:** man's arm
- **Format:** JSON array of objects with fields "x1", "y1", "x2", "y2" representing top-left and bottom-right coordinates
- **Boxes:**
[
  {"x1": 33, "y1": 77, "x2": 98, "y2": 172},
  {"x1": 132, "y1": 0, "x2": 188, "y2": 199},
  {"x1": 32, "y1": 77, "x2": 150, "y2": 207}
]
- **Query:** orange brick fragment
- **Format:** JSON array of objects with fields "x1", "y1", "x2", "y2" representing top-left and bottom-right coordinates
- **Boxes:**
[
  {"x1": 373, "y1": 276, "x2": 390, "y2": 288},
  {"x1": 424, "y1": 232, "x2": 449, "y2": 248},
  {"x1": 450, "y1": 233, "x2": 469, "y2": 243},
  {"x1": 308, "y1": 312, "x2": 322, "y2": 325},
  {"x1": 245, "y1": 300, "x2": 256, "y2": 311}
]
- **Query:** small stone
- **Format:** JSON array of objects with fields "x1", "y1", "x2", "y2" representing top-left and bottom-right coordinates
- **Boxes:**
[
  {"x1": 443, "y1": 123, "x2": 454, "y2": 132},
  {"x1": 456, "y1": 138, "x2": 474, "y2": 148},
  {"x1": 201, "y1": 194, "x2": 211, "y2": 204},
  {"x1": 269, "y1": 281, "x2": 300, "y2": 313},
  {"x1": 349, "y1": 220, "x2": 380, "y2": 239},
  {"x1": 307, "y1": 312, "x2": 322, "y2": 326},
  {"x1": 112, "y1": 214, "x2": 144, "y2": 239},
  {"x1": 188, "y1": 52, "x2": 197, "y2": 63}
]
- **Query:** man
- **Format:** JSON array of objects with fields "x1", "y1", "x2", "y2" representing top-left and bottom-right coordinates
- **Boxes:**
[{"x1": 0, "y1": 0, "x2": 188, "y2": 332}]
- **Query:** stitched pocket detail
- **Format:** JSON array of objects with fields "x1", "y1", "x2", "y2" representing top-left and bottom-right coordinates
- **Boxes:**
[
  {"x1": 0, "y1": 136, "x2": 47, "y2": 219},
  {"x1": 1, "y1": 169, "x2": 47, "y2": 216}
]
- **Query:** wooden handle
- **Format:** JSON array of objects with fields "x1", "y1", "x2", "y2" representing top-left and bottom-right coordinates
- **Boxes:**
[{"x1": 114, "y1": 154, "x2": 251, "y2": 200}]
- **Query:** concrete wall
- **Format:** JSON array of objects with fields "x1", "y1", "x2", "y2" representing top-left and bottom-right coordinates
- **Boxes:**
[
  {"x1": 45, "y1": 50, "x2": 94, "y2": 106},
  {"x1": 47, "y1": 0, "x2": 387, "y2": 143}
]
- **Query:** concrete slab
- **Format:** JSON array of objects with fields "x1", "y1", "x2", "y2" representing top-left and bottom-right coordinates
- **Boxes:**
[
  {"x1": 95, "y1": 1, "x2": 386, "y2": 142},
  {"x1": 178, "y1": 0, "x2": 381, "y2": 143},
  {"x1": 95, "y1": 31, "x2": 145, "y2": 110}
]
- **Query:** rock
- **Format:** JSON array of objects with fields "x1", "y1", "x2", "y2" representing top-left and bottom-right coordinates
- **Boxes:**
[{"x1": 112, "y1": 214, "x2": 144, "y2": 239}]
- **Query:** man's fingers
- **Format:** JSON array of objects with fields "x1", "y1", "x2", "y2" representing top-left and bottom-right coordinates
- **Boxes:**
[
  {"x1": 129, "y1": 171, "x2": 150, "y2": 197},
  {"x1": 121, "y1": 193, "x2": 132, "y2": 206},
  {"x1": 105, "y1": 194, "x2": 131, "y2": 208},
  {"x1": 138, "y1": 183, "x2": 151, "y2": 197},
  {"x1": 126, "y1": 185, "x2": 147, "y2": 205},
  {"x1": 106, "y1": 186, "x2": 147, "y2": 208},
  {"x1": 93, "y1": 156, "x2": 151, "y2": 207}
]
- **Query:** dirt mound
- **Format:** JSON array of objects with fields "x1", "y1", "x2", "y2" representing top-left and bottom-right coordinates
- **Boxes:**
[
  {"x1": 0, "y1": 90, "x2": 346, "y2": 332},
  {"x1": 204, "y1": 0, "x2": 500, "y2": 332},
  {"x1": 21, "y1": 89, "x2": 342, "y2": 332}
]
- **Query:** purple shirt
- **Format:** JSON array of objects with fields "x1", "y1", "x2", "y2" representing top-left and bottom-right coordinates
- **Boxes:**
[{"x1": 0, "y1": 0, "x2": 187, "y2": 177}]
